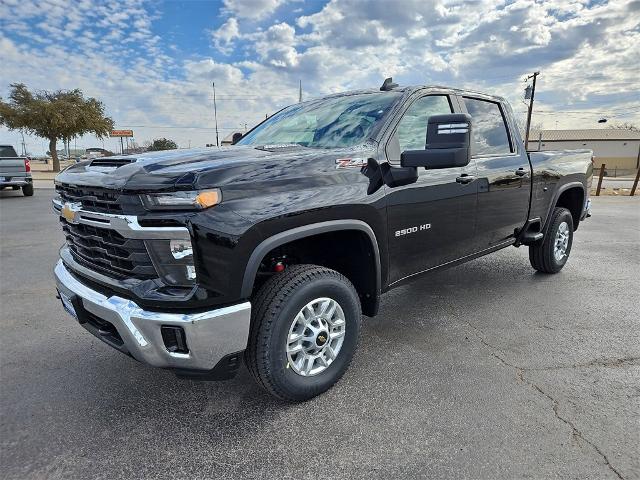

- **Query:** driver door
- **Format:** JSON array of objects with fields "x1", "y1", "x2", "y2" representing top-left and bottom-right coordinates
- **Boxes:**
[{"x1": 384, "y1": 94, "x2": 478, "y2": 285}]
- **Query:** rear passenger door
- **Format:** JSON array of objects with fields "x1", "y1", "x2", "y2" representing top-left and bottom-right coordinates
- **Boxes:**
[{"x1": 462, "y1": 97, "x2": 530, "y2": 250}]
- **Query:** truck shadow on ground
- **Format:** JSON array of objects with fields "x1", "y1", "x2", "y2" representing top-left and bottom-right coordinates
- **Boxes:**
[{"x1": 0, "y1": 189, "x2": 33, "y2": 199}]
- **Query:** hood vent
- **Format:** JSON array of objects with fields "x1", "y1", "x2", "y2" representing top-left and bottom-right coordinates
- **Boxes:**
[{"x1": 90, "y1": 158, "x2": 136, "y2": 168}]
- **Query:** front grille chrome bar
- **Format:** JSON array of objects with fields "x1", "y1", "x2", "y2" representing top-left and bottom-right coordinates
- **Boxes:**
[{"x1": 52, "y1": 197, "x2": 189, "y2": 240}]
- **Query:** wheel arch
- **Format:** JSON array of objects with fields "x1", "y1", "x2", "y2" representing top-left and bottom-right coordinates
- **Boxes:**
[
  {"x1": 241, "y1": 220, "x2": 382, "y2": 317},
  {"x1": 545, "y1": 182, "x2": 585, "y2": 233}
]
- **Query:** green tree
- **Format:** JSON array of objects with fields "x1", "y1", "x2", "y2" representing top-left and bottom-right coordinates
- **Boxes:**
[
  {"x1": 148, "y1": 138, "x2": 178, "y2": 151},
  {"x1": 0, "y1": 83, "x2": 114, "y2": 171}
]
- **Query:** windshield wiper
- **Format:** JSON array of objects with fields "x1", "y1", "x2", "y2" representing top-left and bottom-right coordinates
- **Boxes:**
[{"x1": 254, "y1": 143, "x2": 307, "y2": 151}]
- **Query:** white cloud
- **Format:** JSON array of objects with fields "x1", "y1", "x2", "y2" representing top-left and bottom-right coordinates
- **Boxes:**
[
  {"x1": 222, "y1": 0, "x2": 288, "y2": 20},
  {"x1": 254, "y1": 22, "x2": 299, "y2": 67},
  {"x1": 212, "y1": 17, "x2": 241, "y2": 54}
]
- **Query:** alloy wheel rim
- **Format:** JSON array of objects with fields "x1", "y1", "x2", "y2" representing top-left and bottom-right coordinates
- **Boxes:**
[
  {"x1": 286, "y1": 297, "x2": 346, "y2": 376},
  {"x1": 554, "y1": 221, "x2": 570, "y2": 261}
]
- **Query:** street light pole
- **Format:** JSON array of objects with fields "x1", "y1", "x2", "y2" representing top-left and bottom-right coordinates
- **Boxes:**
[
  {"x1": 212, "y1": 82, "x2": 220, "y2": 147},
  {"x1": 524, "y1": 71, "x2": 540, "y2": 149},
  {"x1": 20, "y1": 131, "x2": 27, "y2": 156}
]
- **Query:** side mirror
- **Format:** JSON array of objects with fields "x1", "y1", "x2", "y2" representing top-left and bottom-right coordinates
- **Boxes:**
[
  {"x1": 231, "y1": 132, "x2": 244, "y2": 145},
  {"x1": 401, "y1": 113, "x2": 472, "y2": 169}
]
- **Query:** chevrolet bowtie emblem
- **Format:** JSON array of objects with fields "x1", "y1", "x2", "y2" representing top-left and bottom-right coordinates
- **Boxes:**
[{"x1": 61, "y1": 202, "x2": 80, "y2": 223}]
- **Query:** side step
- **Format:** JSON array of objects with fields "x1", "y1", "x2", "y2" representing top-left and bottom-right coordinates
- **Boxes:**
[
  {"x1": 520, "y1": 231, "x2": 543, "y2": 243},
  {"x1": 514, "y1": 217, "x2": 543, "y2": 247}
]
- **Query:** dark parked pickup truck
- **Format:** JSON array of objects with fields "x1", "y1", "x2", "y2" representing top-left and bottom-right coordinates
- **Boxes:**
[
  {"x1": 53, "y1": 82, "x2": 592, "y2": 401},
  {"x1": 0, "y1": 145, "x2": 33, "y2": 196}
]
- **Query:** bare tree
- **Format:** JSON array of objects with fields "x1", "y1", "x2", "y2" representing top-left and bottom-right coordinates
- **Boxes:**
[{"x1": 607, "y1": 122, "x2": 639, "y2": 132}]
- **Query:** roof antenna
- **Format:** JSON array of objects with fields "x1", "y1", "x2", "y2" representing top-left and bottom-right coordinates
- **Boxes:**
[{"x1": 380, "y1": 77, "x2": 398, "y2": 91}]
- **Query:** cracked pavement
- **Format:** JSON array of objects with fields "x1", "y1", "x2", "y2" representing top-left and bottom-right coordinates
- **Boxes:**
[{"x1": 1, "y1": 192, "x2": 639, "y2": 479}]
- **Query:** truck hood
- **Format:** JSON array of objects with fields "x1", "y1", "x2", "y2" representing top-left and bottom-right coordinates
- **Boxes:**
[{"x1": 55, "y1": 145, "x2": 371, "y2": 192}]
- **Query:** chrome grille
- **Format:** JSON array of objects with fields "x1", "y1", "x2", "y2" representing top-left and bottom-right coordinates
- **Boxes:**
[{"x1": 60, "y1": 218, "x2": 156, "y2": 280}]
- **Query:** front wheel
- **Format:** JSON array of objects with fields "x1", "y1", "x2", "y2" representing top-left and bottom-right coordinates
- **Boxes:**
[
  {"x1": 245, "y1": 264, "x2": 361, "y2": 401},
  {"x1": 529, "y1": 207, "x2": 574, "y2": 273}
]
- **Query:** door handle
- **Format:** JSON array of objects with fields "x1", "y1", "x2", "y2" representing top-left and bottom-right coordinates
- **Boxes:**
[
  {"x1": 515, "y1": 167, "x2": 528, "y2": 177},
  {"x1": 456, "y1": 174, "x2": 475, "y2": 184}
]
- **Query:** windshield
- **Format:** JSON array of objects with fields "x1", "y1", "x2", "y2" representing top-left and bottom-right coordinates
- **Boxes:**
[{"x1": 237, "y1": 92, "x2": 401, "y2": 148}]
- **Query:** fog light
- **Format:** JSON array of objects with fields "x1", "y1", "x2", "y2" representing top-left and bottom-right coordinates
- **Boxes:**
[
  {"x1": 145, "y1": 238, "x2": 197, "y2": 286},
  {"x1": 170, "y1": 239, "x2": 193, "y2": 260},
  {"x1": 186, "y1": 265, "x2": 196, "y2": 280}
]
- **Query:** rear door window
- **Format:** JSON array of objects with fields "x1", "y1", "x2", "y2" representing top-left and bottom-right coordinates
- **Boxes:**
[{"x1": 463, "y1": 98, "x2": 512, "y2": 155}]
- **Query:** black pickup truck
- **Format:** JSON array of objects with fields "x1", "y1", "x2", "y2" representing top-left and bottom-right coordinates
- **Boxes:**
[{"x1": 53, "y1": 82, "x2": 592, "y2": 401}]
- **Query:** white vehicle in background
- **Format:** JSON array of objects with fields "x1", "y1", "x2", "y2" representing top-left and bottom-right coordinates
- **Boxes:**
[{"x1": 0, "y1": 145, "x2": 33, "y2": 196}]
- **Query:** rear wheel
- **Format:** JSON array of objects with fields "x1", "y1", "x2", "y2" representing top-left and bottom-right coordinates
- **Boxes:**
[
  {"x1": 246, "y1": 264, "x2": 361, "y2": 401},
  {"x1": 529, "y1": 207, "x2": 573, "y2": 273},
  {"x1": 22, "y1": 184, "x2": 34, "y2": 196}
]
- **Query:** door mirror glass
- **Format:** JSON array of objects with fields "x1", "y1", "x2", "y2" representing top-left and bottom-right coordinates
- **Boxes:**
[
  {"x1": 231, "y1": 132, "x2": 243, "y2": 145},
  {"x1": 401, "y1": 113, "x2": 472, "y2": 169}
]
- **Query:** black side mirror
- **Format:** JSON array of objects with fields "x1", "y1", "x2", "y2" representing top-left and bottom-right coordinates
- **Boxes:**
[
  {"x1": 231, "y1": 132, "x2": 243, "y2": 145},
  {"x1": 401, "y1": 113, "x2": 472, "y2": 169}
]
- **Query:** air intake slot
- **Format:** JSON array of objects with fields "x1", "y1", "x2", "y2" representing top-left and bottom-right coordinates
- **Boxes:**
[
  {"x1": 161, "y1": 326, "x2": 189, "y2": 354},
  {"x1": 90, "y1": 158, "x2": 135, "y2": 168}
]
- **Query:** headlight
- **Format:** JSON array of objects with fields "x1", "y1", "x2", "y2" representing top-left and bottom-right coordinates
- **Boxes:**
[
  {"x1": 145, "y1": 239, "x2": 197, "y2": 286},
  {"x1": 141, "y1": 189, "x2": 221, "y2": 210}
]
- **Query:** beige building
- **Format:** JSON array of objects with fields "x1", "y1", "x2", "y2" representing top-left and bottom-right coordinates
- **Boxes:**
[{"x1": 527, "y1": 129, "x2": 640, "y2": 172}]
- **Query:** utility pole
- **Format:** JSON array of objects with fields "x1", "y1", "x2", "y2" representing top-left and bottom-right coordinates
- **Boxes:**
[
  {"x1": 299, "y1": 80, "x2": 302, "y2": 103},
  {"x1": 212, "y1": 82, "x2": 220, "y2": 147},
  {"x1": 524, "y1": 71, "x2": 540, "y2": 149}
]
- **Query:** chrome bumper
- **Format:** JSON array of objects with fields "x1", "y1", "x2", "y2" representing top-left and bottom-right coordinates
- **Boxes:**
[
  {"x1": 1, "y1": 177, "x2": 31, "y2": 186},
  {"x1": 54, "y1": 260, "x2": 251, "y2": 372},
  {"x1": 582, "y1": 198, "x2": 592, "y2": 220}
]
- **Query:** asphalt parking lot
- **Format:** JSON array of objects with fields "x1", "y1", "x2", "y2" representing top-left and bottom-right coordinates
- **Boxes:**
[{"x1": 1, "y1": 191, "x2": 638, "y2": 479}]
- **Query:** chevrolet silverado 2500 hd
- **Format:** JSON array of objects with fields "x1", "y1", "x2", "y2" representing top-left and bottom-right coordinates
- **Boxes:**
[{"x1": 53, "y1": 82, "x2": 593, "y2": 401}]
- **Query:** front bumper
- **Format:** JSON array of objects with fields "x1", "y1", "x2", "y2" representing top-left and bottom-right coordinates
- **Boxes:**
[
  {"x1": 54, "y1": 260, "x2": 251, "y2": 377},
  {"x1": 581, "y1": 198, "x2": 592, "y2": 220}
]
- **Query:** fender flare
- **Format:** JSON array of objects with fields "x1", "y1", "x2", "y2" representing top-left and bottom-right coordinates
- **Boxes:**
[
  {"x1": 240, "y1": 219, "x2": 382, "y2": 299},
  {"x1": 544, "y1": 181, "x2": 586, "y2": 234}
]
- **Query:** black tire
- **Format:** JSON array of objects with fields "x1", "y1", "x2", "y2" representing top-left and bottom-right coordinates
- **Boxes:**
[
  {"x1": 245, "y1": 264, "x2": 361, "y2": 402},
  {"x1": 22, "y1": 183, "x2": 34, "y2": 196},
  {"x1": 529, "y1": 207, "x2": 574, "y2": 273}
]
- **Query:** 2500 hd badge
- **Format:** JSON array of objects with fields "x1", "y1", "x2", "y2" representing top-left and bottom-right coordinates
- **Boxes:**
[{"x1": 395, "y1": 224, "x2": 432, "y2": 237}]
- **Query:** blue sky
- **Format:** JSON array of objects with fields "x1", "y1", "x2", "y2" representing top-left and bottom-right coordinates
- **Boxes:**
[{"x1": 1, "y1": 0, "x2": 639, "y2": 154}]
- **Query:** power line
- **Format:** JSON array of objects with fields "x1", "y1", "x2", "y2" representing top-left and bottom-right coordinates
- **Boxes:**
[{"x1": 116, "y1": 125, "x2": 245, "y2": 130}]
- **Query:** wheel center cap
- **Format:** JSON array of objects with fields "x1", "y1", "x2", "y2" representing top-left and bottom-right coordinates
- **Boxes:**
[{"x1": 316, "y1": 331, "x2": 328, "y2": 347}]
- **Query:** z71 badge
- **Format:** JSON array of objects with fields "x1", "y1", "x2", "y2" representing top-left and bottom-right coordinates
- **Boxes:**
[
  {"x1": 335, "y1": 157, "x2": 367, "y2": 169},
  {"x1": 395, "y1": 224, "x2": 431, "y2": 237}
]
